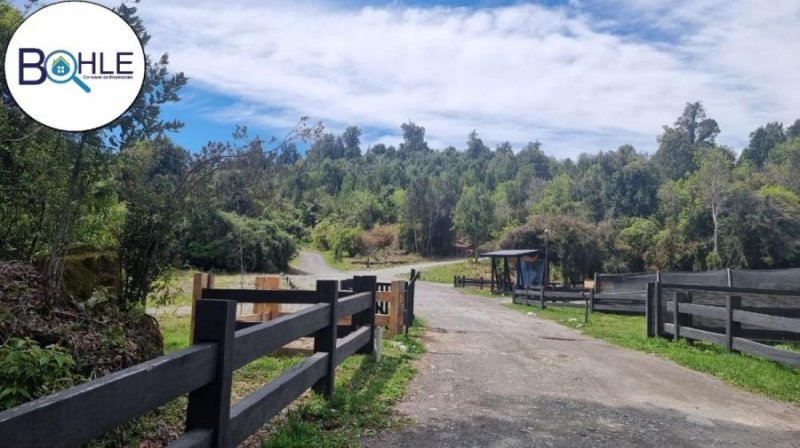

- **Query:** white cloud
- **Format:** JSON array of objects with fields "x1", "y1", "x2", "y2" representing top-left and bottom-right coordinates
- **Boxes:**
[{"x1": 135, "y1": 0, "x2": 800, "y2": 158}]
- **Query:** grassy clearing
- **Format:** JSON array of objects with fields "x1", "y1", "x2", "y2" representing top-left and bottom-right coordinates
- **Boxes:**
[
  {"x1": 500, "y1": 300, "x2": 800, "y2": 404},
  {"x1": 419, "y1": 258, "x2": 491, "y2": 284}
]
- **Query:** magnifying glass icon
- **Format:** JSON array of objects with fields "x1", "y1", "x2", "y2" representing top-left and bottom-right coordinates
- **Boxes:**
[{"x1": 44, "y1": 50, "x2": 91, "y2": 93}]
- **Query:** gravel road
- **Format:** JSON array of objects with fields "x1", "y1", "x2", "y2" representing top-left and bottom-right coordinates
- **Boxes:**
[{"x1": 363, "y1": 281, "x2": 800, "y2": 448}]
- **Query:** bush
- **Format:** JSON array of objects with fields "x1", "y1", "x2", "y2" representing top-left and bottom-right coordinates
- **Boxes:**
[
  {"x1": 360, "y1": 225, "x2": 397, "y2": 254},
  {"x1": 0, "y1": 338, "x2": 79, "y2": 410},
  {"x1": 182, "y1": 210, "x2": 299, "y2": 272}
]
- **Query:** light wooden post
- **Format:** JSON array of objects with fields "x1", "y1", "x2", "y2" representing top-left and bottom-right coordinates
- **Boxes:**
[
  {"x1": 190, "y1": 272, "x2": 215, "y2": 345},
  {"x1": 388, "y1": 280, "x2": 407, "y2": 336},
  {"x1": 254, "y1": 276, "x2": 280, "y2": 320}
]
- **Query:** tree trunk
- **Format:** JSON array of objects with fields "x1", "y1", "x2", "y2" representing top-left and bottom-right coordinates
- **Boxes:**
[{"x1": 44, "y1": 134, "x2": 87, "y2": 298}]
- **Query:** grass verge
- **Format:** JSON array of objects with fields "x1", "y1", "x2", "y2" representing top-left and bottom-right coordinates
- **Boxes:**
[
  {"x1": 155, "y1": 310, "x2": 425, "y2": 447},
  {"x1": 500, "y1": 300, "x2": 800, "y2": 404},
  {"x1": 418, "y1": 259, "x2": 491, "y2": 284},
  {"x1": 261, "y1": 319, "x2": 426, "y2": 447}
]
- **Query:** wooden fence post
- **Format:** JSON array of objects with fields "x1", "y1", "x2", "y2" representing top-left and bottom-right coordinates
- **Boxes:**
[
  {"x1": 654, "y1": 281, "x2": 662, "y2": 338},
  {"x1": 405, "y1": 269, "x2": 417, "y2": 334},
  {"x1": 673, "y1": 291, "x2": 687, "y2": 341},
  {"x1": 190, "y1": 273, "x2": 215, "y2": 345},
  {"x1": 313, "y1": 280, "x2": 338, "y2": 398},
  {"x1": 254, "y1": 276, "x2": 280, "y2": 320},
  {"x1": 539, "y1": 285, "x2": 546, "y2": 309},
  {"x1": 353, "y1": 276, "x2": 377, "y2": 355},
  {"x1": 453, "y1": 275, "x2": 457, "y2": 288},
  {"x1": 645, "y1": 282, "x2": 654, "y2": 337},
  {"x1": 388, "y1": 280, "x2": 406, "y2": 336},
  {"x1": 185, "y1": 299, "x2": 236, "y2": 448},
  {"x1": 726, "y1": 295, "x2": 741, "y2": 352}
]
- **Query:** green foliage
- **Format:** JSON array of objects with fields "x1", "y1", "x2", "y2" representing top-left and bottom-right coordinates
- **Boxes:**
[
  {"x1": 183, "y1": 210, "x2": 299, "y2": 272},
  {"x1": 261, "y1": 320, "x2": 426, "y2": 448},
  {"x1": 453, "y1": 186, "x2": 494, "y2": 259},
  {"x1": 0, "y1": 338, "x2": 79, "y2": 410}
]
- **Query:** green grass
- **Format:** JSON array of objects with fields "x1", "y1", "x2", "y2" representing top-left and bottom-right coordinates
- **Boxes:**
[
  {"x1": 500, "y1": 301, "x2": 800, "y2": 404},
  {"x1": 155, "y1": 309, "x2": 426, "y2": 447},
  {"x1": 261, "y1": 320, "x2": 426, "y2": 447},
  {"x1": 419, "y1": 258, "x2": 491, "y2": 284}
]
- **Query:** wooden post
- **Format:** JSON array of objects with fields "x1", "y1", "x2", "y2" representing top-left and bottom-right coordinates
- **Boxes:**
[
  {"x1": 185, "y1": 299, "x2": 236, "y2": 448},
  {"x1": 254, "y1": 276, "x2": 280, "y2": 320},
  {"x1": 480, "y1": 276, "x2": 483, "y2": 290},
  {"x1": 645, "y1": 282, "x2": 654, "y2": 337},
  {"x1": 190, "y1": 273, "x2": 215, "y2": 345},
  {"x1": 313, "y1": 280, "x2": 339, "y2": 398},
  {"x1": 654, "y1": 281, "x2": 662, "y2": 338},
  {"x1": 388, "y1": 280, "x2": 407, "y2": 336},
  {"x1": 539, "y1": 285, "x2": 546, "y2": 309},
  {"x1": 406, "y1": 269, "x2": 417, "y2": 333},
  {"x1": 353, "y1": 276, "x2": 377, "y2": 355},
  {"x1": 726, "y1": 295, "x2": 741, "y2": 352},
  {"x1": 673, "y1": 291, "x2": 686, "y2": 341},
  {"x1": 454, "y1": 275, "x2": 457, "y2": 288}
]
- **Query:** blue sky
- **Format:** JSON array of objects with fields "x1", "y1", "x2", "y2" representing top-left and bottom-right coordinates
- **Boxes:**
[{"x1": 15, "y1": 1, "x2": 800, "y2": 158}]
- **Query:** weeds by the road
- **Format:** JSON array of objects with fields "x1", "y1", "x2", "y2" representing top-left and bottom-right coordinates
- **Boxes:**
[
  {"x1": 498, "y1": 300, "x2": 800, "y2": 405},
  {"x1": 262, "y1": 319, "x2": 425, "y2": 447},
  {"x1": 154, "y1": 309, "x2": 425, "y2": 447}
]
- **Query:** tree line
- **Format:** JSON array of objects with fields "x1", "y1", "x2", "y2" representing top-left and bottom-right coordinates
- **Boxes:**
[{"x1": 3, "y1": 1, "x2": 800, "y2": 305}]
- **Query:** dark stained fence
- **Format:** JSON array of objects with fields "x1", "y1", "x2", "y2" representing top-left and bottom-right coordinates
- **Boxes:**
[
  {"x1": 593, "y1": 268, "x2": 800, "y2": 314},
  {"x1": 454, "y1": 275, "x2": 490, "y2": 289},
  {"x1": 646, "y1": 282, "x2": 800, "y2": 367},
  {"x1": 0, "y1": 276, "x2": 379, "y2": 448}
]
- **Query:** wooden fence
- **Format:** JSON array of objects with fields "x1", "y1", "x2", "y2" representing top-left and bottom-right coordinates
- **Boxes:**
[
  {"x1": 454, "y1": 275, "x2": 490, "y2": 290},
  {"x1": 646, "y1": 282, "x2": 800, "y2": 367},
  {"x1": 0, "y1": 276, "x2": 380, "y2": 448}
]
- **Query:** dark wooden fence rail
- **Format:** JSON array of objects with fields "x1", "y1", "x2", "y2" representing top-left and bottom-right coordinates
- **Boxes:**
[
  {"x1": 0, "y1": 276, "x2": 379, "y2": 448},
  {"x1": 646, "y1": 282, "x2": 800, "y2": 367},
  {"x1": 454, "y1": 275, "x2": 489, "y2": 289}
]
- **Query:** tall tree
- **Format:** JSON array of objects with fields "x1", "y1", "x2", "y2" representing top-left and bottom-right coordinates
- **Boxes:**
[
  {"x1": 692, "y1": 147, "x2": 734, "y2": 268},
  {"x1": 453, "y1": 186, "x2": 494, "y2": 260},
  {"x1": 653, "y1": 102, "x2": 719, "y2": 180}
]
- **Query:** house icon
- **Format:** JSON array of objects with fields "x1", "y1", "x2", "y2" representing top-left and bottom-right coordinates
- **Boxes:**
[{"x1": 51, "y1": 56, "x2": 71, "y2": 76}]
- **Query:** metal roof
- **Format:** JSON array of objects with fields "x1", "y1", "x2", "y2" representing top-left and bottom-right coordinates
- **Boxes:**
[{"x1": 480, "y1": 249, "x2": 540, "y2": 257}]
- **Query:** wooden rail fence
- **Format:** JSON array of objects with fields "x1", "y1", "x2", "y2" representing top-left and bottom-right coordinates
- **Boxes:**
[
  {"x1": 646, "y1": 282, "x2": 800, "y2": 367},
  {"x1": 0, "y1": 276, "x2": 380, "y2": 448},
  {"x1": 453, "y1": 275, "x2": 489, "y2": 289}
]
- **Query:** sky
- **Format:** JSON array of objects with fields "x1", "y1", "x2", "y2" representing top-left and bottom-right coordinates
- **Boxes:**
[{"x1": 16, "y1": 0, "x2": 800, "y2": 158}]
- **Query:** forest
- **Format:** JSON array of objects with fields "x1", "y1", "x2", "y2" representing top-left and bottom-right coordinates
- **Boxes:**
[
  {"x1": 4, "y1": 0, "x2": 800, "y2": 303},
  {"x1": 2, "y1": 0, "x2": 800, "y2": 439}
]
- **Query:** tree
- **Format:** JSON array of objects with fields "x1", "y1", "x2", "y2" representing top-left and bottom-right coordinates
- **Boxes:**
[
  {"x1": 342, "y1": 126, "x2": 362, "y2": 160},
  {"x1": 740, "y1": 122, "x2": 785, "y2": 168},
  {"x1": 453, "y1": 186, "x2": 494, "y2": 260},
  {"x1": 692, "y1": 147, "x2": 734, "y2": 267},
  {"x1": 653, "y1": 102, "x2": 719, "y2": 180},
  {"x1": 398, "y1": 122, "x2": 429, "y2": 154}
]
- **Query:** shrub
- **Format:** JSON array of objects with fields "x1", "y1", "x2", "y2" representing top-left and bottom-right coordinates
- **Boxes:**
[
  {"x1": 360, "y1": 225, "x2": 397, "y2": 254},
  {"x1": 0, "y1": 338, "x2": 80, "y2": 410}
]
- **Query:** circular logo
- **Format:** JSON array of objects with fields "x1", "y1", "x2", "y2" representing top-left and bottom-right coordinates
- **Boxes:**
[{"x1": 4, "y1": 1, "x2": 145, "y2": 132}]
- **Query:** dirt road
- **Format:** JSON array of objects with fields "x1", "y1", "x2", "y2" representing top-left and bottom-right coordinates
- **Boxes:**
[
  {"x1": 364, "y1": 282, "x2": 800, "y2": 448},
  {"x1": 287, "y1": 250, "x2": 460, "y2": 288}
]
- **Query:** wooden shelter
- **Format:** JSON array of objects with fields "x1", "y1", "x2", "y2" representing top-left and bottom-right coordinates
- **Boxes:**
[{"x1": 481, "y1": 249, "x2": 549, "y2": 294}]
